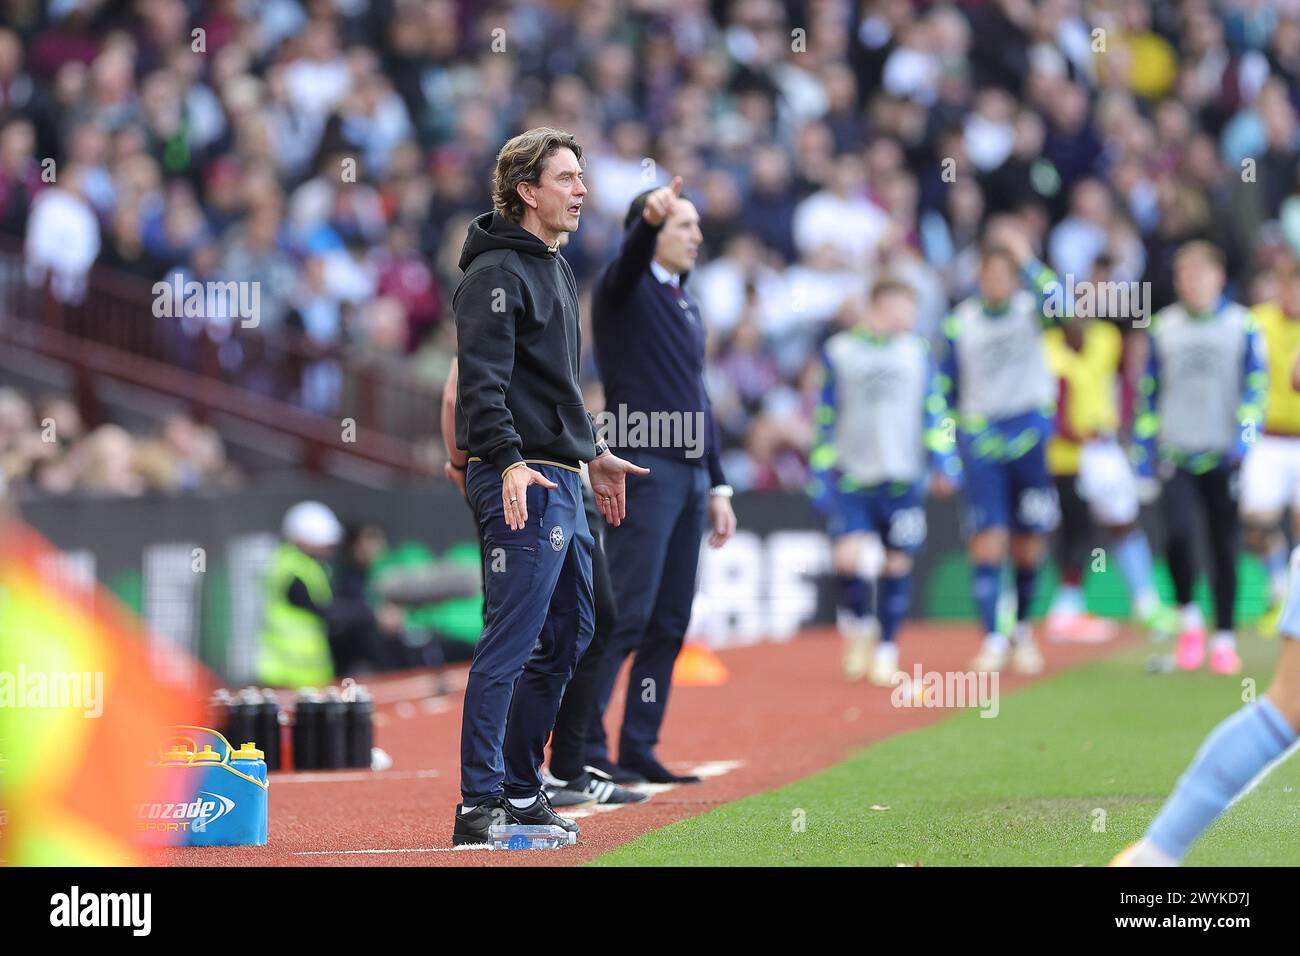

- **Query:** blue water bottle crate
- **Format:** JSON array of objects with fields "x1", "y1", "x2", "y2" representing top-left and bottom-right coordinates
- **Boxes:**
[{"x1": 139, "y1": 726, "x2": 268, "y2": 847}]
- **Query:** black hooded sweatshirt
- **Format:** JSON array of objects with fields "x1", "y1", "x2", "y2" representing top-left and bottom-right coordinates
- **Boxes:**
[{"x1": 453, "y1": 211, "x2": 597, "y2": 474}]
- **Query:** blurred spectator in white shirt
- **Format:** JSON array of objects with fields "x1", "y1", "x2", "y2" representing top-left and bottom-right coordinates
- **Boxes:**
[{"x1": 25, "y1": 164, "x2": 100, "y2": 304}]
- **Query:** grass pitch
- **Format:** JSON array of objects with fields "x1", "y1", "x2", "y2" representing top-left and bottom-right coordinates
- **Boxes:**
[{"x1": 592, "y1": 632, "x2": 1300, "y2": 866}]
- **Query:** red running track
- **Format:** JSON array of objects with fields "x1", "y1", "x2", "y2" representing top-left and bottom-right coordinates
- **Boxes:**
[{"x1": 158, "y1": 623, "x2": 1135, "y2": 867}]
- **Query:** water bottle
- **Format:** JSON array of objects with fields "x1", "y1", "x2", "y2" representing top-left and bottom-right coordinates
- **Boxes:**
[
  {"x1": 258, "y1": 689, "x2": 282, "y2": 771},
  {"x1": 225, "y1": 695, "x2": 249, "y2": 750},
  {"x1": 229, "y1": 688, "x2": 262, "y2": 750},
  {"x1": 230, "y1": 742, "x2": 268, "y2": 785},
  {"x1": 207, "y1": 688, "x2": 233, "y2": 737},
  {"x1": 343, "y1": 682, "x2": 373, "y2": 769},
  {"x1": 228, "y1": 743, "x2": 269, "y2": 845},
  {"x1": 279, "y1": 707, "x2": 293, "y2": 772},
  {"x1": 488, "y1": 824, "x2": 574, "y2": 850},
  {"x1": 293, "y1": 689, "x2": 323, "y2": 770},
  {"x1": 161, "y1": 744, "x2": 194, "y2": 765},
  {"x1": 191, "y1": 744, "x2": 223, "y2": 765},
  {"x1": 320, "y1": 686, "x2": 346, "y2": 769}
]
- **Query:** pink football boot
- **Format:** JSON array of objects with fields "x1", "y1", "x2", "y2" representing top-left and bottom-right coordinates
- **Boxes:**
[
  {"x1": 1208, "y1": 640, "x2": 1242, "y2": 675},
  {"x1": 1175, "y1": 627, "x2": 1206, "y2": 670}
]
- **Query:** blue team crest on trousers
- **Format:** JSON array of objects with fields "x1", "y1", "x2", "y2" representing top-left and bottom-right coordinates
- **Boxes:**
[{"x1": 550, "y1": 525, "x2": 565, "y2": 551}]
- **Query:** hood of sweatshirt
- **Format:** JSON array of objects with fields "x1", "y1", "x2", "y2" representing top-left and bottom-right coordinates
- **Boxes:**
[{"x1": 458, "y1": 211, "x2": 556, "y2": 272}]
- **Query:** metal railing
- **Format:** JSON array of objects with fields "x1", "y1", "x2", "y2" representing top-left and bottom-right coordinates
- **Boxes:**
[{"x1": 0, "y1": 243, "x2": 444, "y2": 479}]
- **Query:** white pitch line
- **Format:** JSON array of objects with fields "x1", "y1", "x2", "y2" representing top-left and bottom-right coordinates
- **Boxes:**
[
  {"x1": 289, "y1": 759, "x2": 745, "y2": 856},
  {"x1": 294, "y1": 845, "x2": 492, "y2": 856},
  {"x1": 630, "y1": 783, "x2": 677, "y2": 797},
  {"x1": 563, "y1": 803, "x2": 633, "y2": 819},
  {"x1": 689, "y1": 759, "x2": 745, "y2": 779},
  {"x1": 274, "y1": 769, "x2": 440, "y2": 784}
]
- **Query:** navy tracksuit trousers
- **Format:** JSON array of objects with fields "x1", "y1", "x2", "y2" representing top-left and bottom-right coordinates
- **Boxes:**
[{"x1": 459, "y1": 462, "x2": 595, "y2": 802}]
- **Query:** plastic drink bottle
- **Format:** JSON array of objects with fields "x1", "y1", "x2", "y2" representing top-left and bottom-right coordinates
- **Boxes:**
[
  {"x1": 488, "y1": 824, "x2": 575, "y2": 850},
  {"x1": 258, "y1": 689, "x2": 281, "y2": 771},
  {"x1": 321, "y1": 686, "x2": 346, "y2": 769},
  {"x1": 293, "y1": 689, "x2": 323, "y2": 770},
  {"x1": 231, "y1": 742, "x2": 268, "y2": 785},
  {"x1": 344, "y1": 684, "x2": 374, "y2": 769}
]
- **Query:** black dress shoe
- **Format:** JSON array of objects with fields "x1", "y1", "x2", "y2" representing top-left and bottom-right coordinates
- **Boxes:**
[
  {"x1": 583, "y1": 758, "x2": 646, "y2": 785},
  {"x1": 452, "y1": 796, "x2": 510, "y2": 846},
  {"x1": 508, "y1": 791, "x2": 580, "y2": 842},
  {"x1": 619, "y1": 757, "x2": 701, "y2": 784}
]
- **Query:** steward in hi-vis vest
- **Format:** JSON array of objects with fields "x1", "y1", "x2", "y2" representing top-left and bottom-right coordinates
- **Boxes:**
[{"x1": 257, "y1": 501, "x2": 343, "y2": 688}]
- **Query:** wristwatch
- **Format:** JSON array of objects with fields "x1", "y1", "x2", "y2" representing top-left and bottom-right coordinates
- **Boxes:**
[
  {"x1": 594, "y1": 440, "x2": 611, "y2": 457},
  {"x1": 709, "y1": 484, "x2": 734, "y2": 498}
]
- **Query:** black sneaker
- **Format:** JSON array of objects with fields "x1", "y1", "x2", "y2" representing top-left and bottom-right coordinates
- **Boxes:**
[
  {"x1": 507, "y1": 791, "x2": 580, "y2": 842},
  {"x1": 452, "y1": 796, "x2": 511, "y2": 847},
  {"x1": 583, "y1": 758, "x2": 646, "y2": 785},
  {"x1": 550, "y1": 769, "x2": 649, "y2": 806},
  {"x1": 542, "y1": 768, "x2": 595, "y2": 807}
]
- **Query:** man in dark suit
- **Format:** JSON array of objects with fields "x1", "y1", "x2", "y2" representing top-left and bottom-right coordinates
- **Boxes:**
[{"x1": 583, "y1": 177, "x2": 737, "y2": 785}]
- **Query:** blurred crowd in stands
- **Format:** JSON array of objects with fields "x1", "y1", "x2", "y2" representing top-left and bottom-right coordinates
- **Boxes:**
[
  {"x1": 0, "y1": 385, "x2": 239, "y2": 496},
  {"x1": 2, "y1": 0, "x2": 1300, "y2": 492}
]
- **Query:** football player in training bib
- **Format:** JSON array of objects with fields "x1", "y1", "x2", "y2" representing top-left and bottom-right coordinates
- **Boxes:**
[
  {"x1": 809, "y1": 279, "x2": 960, "y2": 685},
  {"x1": 1132, "y1": 241, "x2": 1267, "y2": 675},
  {"x1": 938, "y1": 219, "x2": 1063, "y2": 674}
]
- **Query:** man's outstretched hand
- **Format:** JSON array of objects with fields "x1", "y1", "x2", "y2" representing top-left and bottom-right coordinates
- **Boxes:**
[
  {"x1": 642, "y1": 176, "x2": 683, "y2": 227},
  {"x1": 589, "y1": 452, "x2": 650, "y2": 526}
]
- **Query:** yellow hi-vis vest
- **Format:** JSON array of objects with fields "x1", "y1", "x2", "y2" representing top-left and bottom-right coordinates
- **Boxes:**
[{"x1": 256, "y1": 543, "x2": 335, "y2": 688}]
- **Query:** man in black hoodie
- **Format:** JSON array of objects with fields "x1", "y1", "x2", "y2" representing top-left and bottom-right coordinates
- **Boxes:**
[{"x1": 450, "y1": 127, "x2": 649, "y2": 847}]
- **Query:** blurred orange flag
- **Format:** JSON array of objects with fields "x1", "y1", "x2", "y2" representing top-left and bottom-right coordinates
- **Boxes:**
[
  {"x1": 672, "y1": 642, "x2": 728, "y2": 686},
  {"x1": 0, "y1": 518, "x2": 208, "y2": 865}
]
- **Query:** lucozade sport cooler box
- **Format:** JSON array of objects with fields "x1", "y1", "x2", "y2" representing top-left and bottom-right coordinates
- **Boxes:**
[{"x1": 138, "y1": 727, "x2": 268, "y2": 847}]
